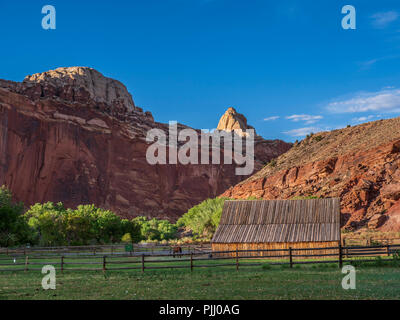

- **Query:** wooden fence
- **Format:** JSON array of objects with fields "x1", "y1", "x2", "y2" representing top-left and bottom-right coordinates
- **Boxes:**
[
  {"x1": 342, "y1": 237, "x2": 400, "y2": 246},
  {"x1": 0, "y1": 243, "x2": 211, "y2": 257},
  {"x1": 0, "y1": 243, "x2": 399, "y2": 273}
]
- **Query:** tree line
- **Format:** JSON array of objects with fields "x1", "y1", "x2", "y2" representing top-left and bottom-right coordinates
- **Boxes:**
[{"x1": 0, "y1": 185, "x2": 227, "y2": 247}]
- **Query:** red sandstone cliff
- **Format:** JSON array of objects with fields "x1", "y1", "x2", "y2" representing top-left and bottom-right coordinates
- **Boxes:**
[
  {"x1": 221, "y1": 119, "x2": 400, "y2": 231},
  {"x1": 0, "y1": 67, "x2": 291, "y2": 220}
]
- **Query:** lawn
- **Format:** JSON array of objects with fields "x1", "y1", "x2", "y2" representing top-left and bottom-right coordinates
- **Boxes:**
[{"x1": 1, "y1": 264, "x2": 399, "y2": 300}]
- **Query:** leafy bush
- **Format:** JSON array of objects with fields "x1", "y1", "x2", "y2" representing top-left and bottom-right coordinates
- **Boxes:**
[
  {"x1": 133, "y1": 216, "x2": 177, "y2": 241},
  {"x1": 121, "y1": 233, "x2": 132, "y2": 243},
  {"x1": 0, "y1": 185, "x2": 33, "y2": 246},
  {"x1": 291, "y1": 195, "x2": 319, "y2": 200},
  {"x1": 177, "y1": 197, "x2": 228, "y2": 239},
  {"x1": 24, "y1": 202, "x2": 140, "y2": 246}
]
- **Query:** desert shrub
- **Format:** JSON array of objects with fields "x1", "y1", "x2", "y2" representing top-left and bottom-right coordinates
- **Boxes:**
[
  {"x1": 313, "y1": 135, "x2": 323, "y2": 142},
  {"x1": 0, "y1": 185, "x2": 33, "y2": 246},
  {"x1": 177, "y1": 197, "x2": 228, "y2": 239},
  {"x1": 268, "y1": 159, "x2": 277, "y2": 167},
  {"x1": 291, "y1": 195, "x2": 319, "y2": 200}
]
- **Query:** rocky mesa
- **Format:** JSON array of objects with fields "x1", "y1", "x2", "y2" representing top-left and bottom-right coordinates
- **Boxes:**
[
  {"x1": 0, "y1": 67, "x2": 291, "y2": 220},
  {"x1": 221, "y1": 118, "x2": 400, "y2": 231}
]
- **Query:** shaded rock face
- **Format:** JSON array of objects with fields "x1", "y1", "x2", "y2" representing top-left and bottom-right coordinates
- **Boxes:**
[
  {"x1": 0, "y1": 68, "x2": 291, "y2": 221},
  {"x1": 221, "y1": 121, "x2": 400, "y2": 231}
]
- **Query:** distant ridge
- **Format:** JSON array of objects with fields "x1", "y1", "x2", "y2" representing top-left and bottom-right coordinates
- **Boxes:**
[{"x1": 222, "y1": 117, "x2": 400, "y2": 231}]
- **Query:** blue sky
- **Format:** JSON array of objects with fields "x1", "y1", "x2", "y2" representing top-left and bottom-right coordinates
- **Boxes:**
[{"x1": 1, "y1": 0, "x2": 400, "y2": 141}]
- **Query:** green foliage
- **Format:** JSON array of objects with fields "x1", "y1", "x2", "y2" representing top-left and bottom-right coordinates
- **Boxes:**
[
  {"x1": 313, "y1": 135, "x2": 323, "y2": 142},
  {"x1": 121, "y1": 233, "x2": 132, "y2": 243},
  {"x1": 0, "y1": 185, "x2": 33, "y2": 247},
  {"x1": 305, "y1": 132, "x2": 314, "y2": 139},
  {"x1": 291, "y1": 195, "x2": 319, "y2": 200},
  {"x1": 262, "y1": 263, "x2": 272, "y2": 270},
  {"x1": 24, "y1": 202, "x2": 140, "y2": 246},
  {"x1": 177, "y1": 197, "x2": 228, "y2": 239},
  {"x1": 246, "y1": 196, "x2": 262, "y2": 200},
  {"x1": 393, "y1": 251, "x2": 400, "y2": 266},
  {"x1": 133, "y1": 216, "x2": 177, "y2": 241},
  {"x1": 268, "y1": 159, "x2": 277, "y2": 167}
]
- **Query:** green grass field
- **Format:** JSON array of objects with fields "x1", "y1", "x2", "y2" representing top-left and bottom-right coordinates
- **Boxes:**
[{"x1": 1, "y1": 264, "x2": 400, "y2": 300}]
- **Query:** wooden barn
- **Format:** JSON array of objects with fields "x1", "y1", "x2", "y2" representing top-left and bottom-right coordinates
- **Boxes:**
[{"x1": 211, "y1": 198, "x2": 341, "y2": 257}]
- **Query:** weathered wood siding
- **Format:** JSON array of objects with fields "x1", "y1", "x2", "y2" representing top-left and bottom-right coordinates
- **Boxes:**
[
  {"x1": 212, "y1": 198, "x2": 341, "y2": 244},
  {"x1": 212, "y1": 241, "x2": 340, "y2": 257}
]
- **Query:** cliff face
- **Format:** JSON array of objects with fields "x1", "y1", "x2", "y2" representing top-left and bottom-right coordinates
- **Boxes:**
[
  {"x1": 221, "y1": 119, "x2": 400, "y2": 231},
  {"x1": 0, "y1": 67, "x2": 291, "y2": 220}
]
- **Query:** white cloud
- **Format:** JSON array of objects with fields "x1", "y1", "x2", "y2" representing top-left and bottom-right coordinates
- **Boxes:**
[
  {"x1": 359, "y1": 55, "x2": 400, "y2": 70},
  {"x1": 371, "y1": 11, "x2": 399, "y2": 29},
  {"x1": 263, "y1": 116, "x2": 280, "y2": 121},
  {"x1": 352, "y1": 115, "x2": 377, "y2": 123},
  {"x1": 326, "y1": 88, "x2": 400, "y2": 113},
  {"x1": 283, "y1": 126, "x2": 321, "y2": 137},
  {"x1": 285, "y1": 114, "x2": 323, "y2": 124}
]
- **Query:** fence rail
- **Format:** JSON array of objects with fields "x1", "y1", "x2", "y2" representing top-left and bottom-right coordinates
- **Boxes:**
[
  {"x1": 0, "y1": 243, "x2": 399, "y2": 273},
  {"x1": 0, "y1": 243, "x2": 211, "y2": 258}
]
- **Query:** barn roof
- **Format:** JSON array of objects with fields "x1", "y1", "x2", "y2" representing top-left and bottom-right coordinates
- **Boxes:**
[{"x1": 211, "y1": 198, "x2": 341, "y2": 243}]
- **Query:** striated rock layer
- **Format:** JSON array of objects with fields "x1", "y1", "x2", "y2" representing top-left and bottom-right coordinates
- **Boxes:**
[
  {"x1": 221, "y1": 119, "x2": 400, "y2": 231},
  {"x1": 0, "y1": 67, "x2": 291, "y2": 220}
]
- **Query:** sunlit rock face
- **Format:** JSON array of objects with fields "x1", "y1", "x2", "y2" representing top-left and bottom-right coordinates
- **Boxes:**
[
  {"x1": 0, "y1": 67, "x2": 291, "y2": 221},
  {"x1": 221, "y1": 119, "x2": 400, "y2": 231}
]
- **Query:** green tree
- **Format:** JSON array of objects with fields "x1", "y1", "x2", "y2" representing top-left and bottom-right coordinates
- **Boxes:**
[
  {"x1": 0, "y1": 185, "x2": 32, "y2": 246},
  {"x1": 177, "y1": 197, "x2": 228, "y2": 239},
  {"x1": 24, "y1": 202, "x2": 66, "y2": 246},
  {"x1": 25, "y1": 202, "x2": 141, "y2": 246},
  {"x1": 133, "y1": 216, "x2": 177, "y2": 241}
]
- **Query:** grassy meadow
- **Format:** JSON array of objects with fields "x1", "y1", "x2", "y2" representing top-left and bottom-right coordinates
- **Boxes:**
[{"x1": 1, "y1": 263, "x2": 399, "y2": 300}]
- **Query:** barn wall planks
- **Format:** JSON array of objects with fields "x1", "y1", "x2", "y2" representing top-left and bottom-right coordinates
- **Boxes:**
[
  {"x1": 212, "y1": 198, "x2": 341, "y2": 244},
  {"x1": 212, "y1": 241, "x2": 340, "y2": 258}
]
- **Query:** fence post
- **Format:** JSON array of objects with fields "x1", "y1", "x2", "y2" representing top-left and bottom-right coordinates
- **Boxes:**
[
  {"x1": 190, "y1": 253, "x2": 193, "y2": 272},
  {"x1": 236, "y1": 248, "x2": 239, "y2": 271},
  {"x1": 289, "y1": 247, "x2": 293, "y2": 268},
  {"x1": 338, "y1": 243, "x2": 343, "y2": 269},
  {"x1": 24, "y1": 255, "x2": 29, "y2": 272},
  {"x1": 61, "y1": 256, "x2": 64, "y2": 273},
  {"x1": 141, "y1": 254, "x2": 145, "y2": 273},
  {"x1": 387, "y1": 244, "x2": 390, "y2": 257},
  {"x1": 103, "y1": 256, "x2": 106, "y2": 273}
]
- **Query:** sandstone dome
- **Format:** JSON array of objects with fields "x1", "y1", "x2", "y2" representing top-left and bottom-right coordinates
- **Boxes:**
[
  {"x1": 217, "y1": 107, "x2": 256, "y2": 137},
  {"x1": 24, "y1": 66, "x2": 135, "y2": 110}
]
